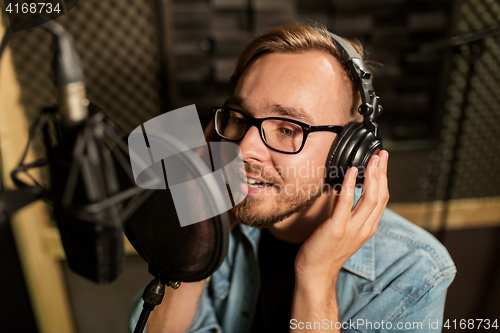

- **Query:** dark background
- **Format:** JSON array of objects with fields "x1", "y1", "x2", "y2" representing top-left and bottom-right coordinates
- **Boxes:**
[{"x1": 1, "y1": 0, "x2": 499, "y2": 332}]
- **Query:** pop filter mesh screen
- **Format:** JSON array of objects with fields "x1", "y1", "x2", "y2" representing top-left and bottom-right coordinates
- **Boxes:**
[
  {"x1": 123, "y1": 190, "x2": 222, "y2": 283},
  {"x1": 115, "y1": 136, "x2": 229, "y2": 283}
]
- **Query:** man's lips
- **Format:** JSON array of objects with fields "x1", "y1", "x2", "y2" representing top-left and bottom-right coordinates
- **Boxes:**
[
  {"x1": 245, "y1": 173, "x2": 273, "y2": 185},
  {"x1": 240, "y1": 178, "x2": 275, "y2": 197},
  {"x1": 237, "y1": 170, "x2": 283, "y2": 197}
]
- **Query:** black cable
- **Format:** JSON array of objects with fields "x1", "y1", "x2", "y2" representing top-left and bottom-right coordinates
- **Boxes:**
[
  {"x1": 10, "y1": 107, "x2": 53, "y2": 189},
  {"x1": 436, "y1": 40, "x2": 484, "y2": 244},
  {"x1": 7, "y1": 102, "x2": 154, "y2": 227}
]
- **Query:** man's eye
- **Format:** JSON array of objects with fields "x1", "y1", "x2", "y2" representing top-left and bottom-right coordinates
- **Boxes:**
[
  {"x1": 228, "y1": 114, "x2": 246, "y2": 125},
  {"x1": 280, "y1": 128, "x2": 295, "y2": 136}
]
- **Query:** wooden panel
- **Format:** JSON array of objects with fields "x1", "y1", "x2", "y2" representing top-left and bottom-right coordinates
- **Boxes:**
[
  {"x1": 0, "y1": 22, "x2": 76, "y2": 333},
  {"x1": 389, "y1": 197, "x2": 500, "y2": 231},
  {"x1": 41, "y1": 197, "x2": 500, "y2": 262}
]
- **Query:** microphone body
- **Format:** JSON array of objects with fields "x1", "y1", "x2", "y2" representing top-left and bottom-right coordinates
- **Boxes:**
[
  {"x1": 45, "y1": 21, "x2": 124, "y2": 283},
  {"x1": 47, "y1": 103, "x2": 124, "y2": 283}
]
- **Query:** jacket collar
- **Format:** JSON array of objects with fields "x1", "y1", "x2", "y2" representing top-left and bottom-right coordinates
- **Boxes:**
[{"x1": 342, "y1": 236, "x2": 376, "y2": 281}]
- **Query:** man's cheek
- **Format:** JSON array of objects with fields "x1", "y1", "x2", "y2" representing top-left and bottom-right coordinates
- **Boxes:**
[
  {"x1": 275, "y1": 165, "x2": 284, "y2": 178},
  {"x1": 284, "y1": 183, "x2": 296, "y2": 196},
  {"x1": 307, "y1": 183, "x2": 320, "y2": 198}
]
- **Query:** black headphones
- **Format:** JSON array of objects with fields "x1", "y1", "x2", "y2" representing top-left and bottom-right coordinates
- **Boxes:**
[{"x1": 324, "y1": 32, "x2": 383, "y2": 187}]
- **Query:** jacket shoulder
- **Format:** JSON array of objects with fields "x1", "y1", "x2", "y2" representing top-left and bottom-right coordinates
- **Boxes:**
[{"x1": 373, "y1": 208, "x2": 457, "y2": 298}]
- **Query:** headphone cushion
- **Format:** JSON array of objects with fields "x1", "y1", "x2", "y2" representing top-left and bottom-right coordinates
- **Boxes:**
[{"x1": 325, "y1": 122, "x2": 382, "y2": 187}]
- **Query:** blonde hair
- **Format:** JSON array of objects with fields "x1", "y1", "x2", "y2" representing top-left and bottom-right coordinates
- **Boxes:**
[{"x1": 231, "y1": 23, "x2": 365, "y2": 123}]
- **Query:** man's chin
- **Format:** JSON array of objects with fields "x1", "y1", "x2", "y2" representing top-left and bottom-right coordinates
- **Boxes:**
[
  {"x1": 233, "y1": 197, "x2": 281, "y2": 229},
  {"x1": 233, "y1": 182, "x2": 324, "y2": 229},
  {"x1": 236, "y1": 212, "x2": 292, "y2": 229},
  {"x1": 233, "y1": 197, "x2": 305, "y2": 229}
]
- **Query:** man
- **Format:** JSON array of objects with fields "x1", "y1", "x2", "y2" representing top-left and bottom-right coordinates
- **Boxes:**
[{"x1": 130, "y1": 23, "x2": 456, "y2": 333}]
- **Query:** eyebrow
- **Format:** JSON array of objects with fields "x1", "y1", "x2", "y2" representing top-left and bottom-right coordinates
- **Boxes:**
[
  {"x1": 225, "y1": 95, "x2": 247, "y2": 109},
  {"x1": 271, "y1": 104, "x2": 315, "y2": 124},
  {"x1": 225, "y1": 95, "x2": 315, "y2": 124}
]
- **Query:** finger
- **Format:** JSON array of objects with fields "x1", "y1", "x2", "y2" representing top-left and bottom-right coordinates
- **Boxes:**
[
  {"x1": 328, "y1": 187, "x2": 340, "y2": 217},
  {"x1": 377, "y1": 150, "x2": 389, "y2": 205},
  {"x1": 362, "y1": 151, "x2": 390, "y2": 237},
  {"x1": 370, "y1": 203, "x2": 385, "y2": 236},
  {"x1": 368, "y1": 151, "x2": 390, "y2": 235},
  {"x1": 371, "y1": 150, "x2": 389, "y2": 217},
  {"x1": 351, "y1": 155, "x2": 380, "y2": 223},
  {"x1": 360, "y1": 196, "x2": 386, "y2": 240},
  {"x1": 352, "y1": 154, "x2": 379, "y2": 209},
  {"x1": 329, "y1": 166, "x2": 358, "y2": 226},
  {"x1": 351, "y1": 154, "x2": 378, "y2": 209}
]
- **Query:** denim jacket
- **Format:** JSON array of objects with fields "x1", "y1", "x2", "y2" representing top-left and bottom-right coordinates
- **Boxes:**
[{"x1": 130, "y1": 199, "x2": 456, "y2": 333}]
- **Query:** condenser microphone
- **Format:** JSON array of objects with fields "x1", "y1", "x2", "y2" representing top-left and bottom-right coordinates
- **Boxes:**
[
  {"x1": 43, "y1": 21, "x2": 124, "y2": 283},
  {"x1": 5, "y1": 20, "x2": 233, "y2": 288}
]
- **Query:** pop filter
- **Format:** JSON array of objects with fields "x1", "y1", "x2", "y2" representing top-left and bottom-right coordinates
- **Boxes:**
[
  {"x1": 114, "y1": 106, "x2": 247, "y2": 333},
  {"x1": 117, "y1": 129, "x2": 238, "y2": 284}
]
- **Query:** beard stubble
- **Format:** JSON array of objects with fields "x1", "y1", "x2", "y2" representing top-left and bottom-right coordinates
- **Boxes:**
[{"x1": 233, "y1": 164, "x2": 323, "y2": 229}]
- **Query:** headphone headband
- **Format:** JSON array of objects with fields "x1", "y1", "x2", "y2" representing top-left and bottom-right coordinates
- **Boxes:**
[
  {"x1": 322, "y1": 29, "x2": 384, "y2": 187},
  {"x1": 327, "y1": 32, "x2": 383, "y2": 136}
]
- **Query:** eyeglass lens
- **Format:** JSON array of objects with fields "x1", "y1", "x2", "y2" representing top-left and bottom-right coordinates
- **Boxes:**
[{"x1": 215, "y1": 108, "x2": 304, "y2": 153}]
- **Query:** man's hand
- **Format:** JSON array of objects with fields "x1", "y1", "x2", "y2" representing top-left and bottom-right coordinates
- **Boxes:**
[
  {"x1": 291, "y1": 150, "x2": 389, "y2": 331},
  {"x1": 295, "y1": 150, "x2": 389, "y2": 282}
]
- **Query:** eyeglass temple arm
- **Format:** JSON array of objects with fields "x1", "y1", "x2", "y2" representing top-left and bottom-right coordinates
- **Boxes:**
[{"x1": 309, "y1": 125, "x2": 343, "y2": 133}]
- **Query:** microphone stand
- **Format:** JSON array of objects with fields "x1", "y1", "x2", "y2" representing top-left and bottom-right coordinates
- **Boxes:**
[
  {"x1": 0, "y1": 107, "x2": 52, "y2": 232},
  {"x1": 0, "y1": 186, "x2": 44, "y2": 231},
  {"x1": 134, "y1": 276, "x2": 181, "y2": 333}
]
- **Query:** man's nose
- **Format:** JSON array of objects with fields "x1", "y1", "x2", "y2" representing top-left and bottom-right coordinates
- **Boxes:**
[{"x1": 238, "y1": 125, "x2": 270, "y2": 162}]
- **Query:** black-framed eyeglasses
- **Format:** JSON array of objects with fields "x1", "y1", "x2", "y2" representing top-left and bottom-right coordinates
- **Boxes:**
[{"x1": 213, "y1": 106, "x2": 344, "y2": 154}]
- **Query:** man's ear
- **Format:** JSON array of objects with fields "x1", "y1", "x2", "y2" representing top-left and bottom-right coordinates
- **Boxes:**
[{"x1": 204, "y1": 119, "x2": 220, "y2": 142}]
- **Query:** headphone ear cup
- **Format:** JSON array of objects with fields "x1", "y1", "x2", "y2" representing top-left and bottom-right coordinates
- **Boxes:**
[
  {"x1": 351, "y1": 132, "x2": 383, "y2": 186},
  {"x1": 325, "y1": 122, "x2": 359, "y2": 188},
  {"x1": 325, "y1": 122, "x2": 382, "y2": 188}
]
